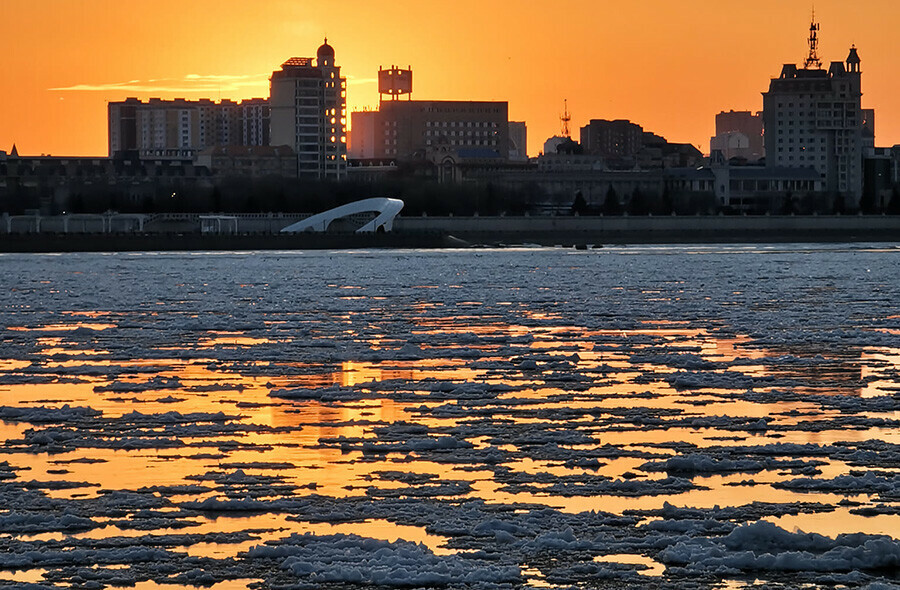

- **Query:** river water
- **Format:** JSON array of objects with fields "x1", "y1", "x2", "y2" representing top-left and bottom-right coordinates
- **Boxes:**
[{"x1": 0, "y1": 245, "x2": 899, "y2": 589}]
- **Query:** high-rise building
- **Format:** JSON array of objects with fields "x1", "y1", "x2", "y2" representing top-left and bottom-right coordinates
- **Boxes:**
[
  {"x1": 108, "y1": 97, "x2": 269, "y2": 158},
  {"x1": 269, "y1": 40, "x2": 347, "y2": 180},
  {"x1": 240, "y1": 99, "x2": 271, "y2": 147},
  {"x1": 762, "y1": 16, "x2": 866, "y2": 202}
]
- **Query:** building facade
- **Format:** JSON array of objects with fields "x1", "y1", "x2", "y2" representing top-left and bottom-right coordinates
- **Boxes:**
[
  {"x1": 195, "y1": 145, "x2": 297, "y2": 178},
  {"x1": 350, "y1": 100, "x2": 508, "y2": 161},
  {"x1": 349, "y1": 64, "x2": 509, "y2": 163},
  {"x1": 710, "y1": 110, "x2": 764, "y2": 162},
  {"x1": 269, "y1": 40, "x2": 347, "y2": 180},
  {"x1": 762, "y1": 32, "x2": 866, "y2": 203},
  {"x1": 508, "y1": 121, "x2": 528, "y2": 161},
  {"x1": 108, "y1": 97, "x2": 270, "y2": 158},
  {"x1": 579, "y1": 119, "x2": 644, "y2": 159},
  {"x1": 348, "y1": 110, "x2": 378, "y2": 159}
]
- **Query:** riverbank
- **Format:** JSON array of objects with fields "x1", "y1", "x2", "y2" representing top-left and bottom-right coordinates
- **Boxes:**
[
  {"x1": 0, "y1": 215, "x2": 897, "y2": 252},
  {"x1": 0, "y1": 231, "x2": 453, "y2": 253}
]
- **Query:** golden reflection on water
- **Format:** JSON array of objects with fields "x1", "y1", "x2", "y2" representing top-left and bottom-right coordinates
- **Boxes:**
[
  {"x1": 7, "y1": 323, "x2": 117, "y2": 332},
  {"x1": 130, "y1": 580, "x2": 261, "y2": 590},
  {"x1": 197, "y1": 333, "x2": 276, "y2": 347},
  {"x1": 768, "y1": 508, "x2": 900, "y2": 538},
  {"x1": 0, "y1": 359, "x2": 31, "y2": 371},
  {"x1": 0, "y1": 569, "x2": 49, "y2": 584},
  {"x1": 594, "y1": 553, "x2": 665, "y2": 576},
  {"x1": 1, "y1": 311, "x2": 899, "y2": 567}
]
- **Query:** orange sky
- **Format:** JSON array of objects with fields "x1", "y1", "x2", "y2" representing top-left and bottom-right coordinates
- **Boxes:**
[{"x1": 2, "y1": 0, "x2": 899, "y2": 158}]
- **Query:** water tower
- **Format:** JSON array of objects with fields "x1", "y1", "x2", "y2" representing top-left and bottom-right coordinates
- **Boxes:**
[{"x1": 378, "y1": 66, "x2": 413, "y2": 102}]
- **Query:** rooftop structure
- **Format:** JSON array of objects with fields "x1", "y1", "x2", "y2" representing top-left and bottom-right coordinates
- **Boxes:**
[{"x1": 379, "y1": 66, "x2": 413, "y2": 101}]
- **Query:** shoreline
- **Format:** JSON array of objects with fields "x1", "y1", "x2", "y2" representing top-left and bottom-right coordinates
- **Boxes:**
[
  {"x1": 2, "y1": 213, "x2": 898, "y2": 252},
  {"x1": 0, "y1": 226, "x2": 897, "y2": 253}
]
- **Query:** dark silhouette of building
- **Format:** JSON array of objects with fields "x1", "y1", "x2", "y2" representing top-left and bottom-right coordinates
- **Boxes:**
[
  {"x1": 196, "y1": 145, "x2": 297, "y2": 178},
  {"x1": 710, "y1": 110, "x2": 764, "y2": 162},
  {"x1": 762, "y1": 15, "x2": 866, "y2": 203},
  {"x1": 580, "y1": 119, "x2": 643, "y2": 159}
]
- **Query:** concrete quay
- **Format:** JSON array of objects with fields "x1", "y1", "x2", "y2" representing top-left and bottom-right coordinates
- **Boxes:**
[{"x1": 0, "y1": 214, "x2": 897, "y2": 252}]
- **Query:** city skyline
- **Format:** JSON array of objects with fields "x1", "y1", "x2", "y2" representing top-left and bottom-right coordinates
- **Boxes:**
[{"x1": 2, "y1": 0, "x2": 899, "y2": 158}]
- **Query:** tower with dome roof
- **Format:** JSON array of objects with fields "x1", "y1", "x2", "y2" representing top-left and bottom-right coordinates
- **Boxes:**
[{"x1": 270, "y1": 38, "x2": 347, "y2": 180}]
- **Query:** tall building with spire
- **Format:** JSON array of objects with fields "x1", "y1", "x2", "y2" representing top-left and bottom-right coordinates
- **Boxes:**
[
  {"x1": 269, "y1": 39, "x2": 347, "y2": 180},
  {"x1": 762, "y1": 13, "x2": 867, "y2": 204}
]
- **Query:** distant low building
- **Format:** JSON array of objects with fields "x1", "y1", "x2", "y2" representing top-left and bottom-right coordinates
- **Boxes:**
[
  {"x1": 0, "y1": 151, "x2": 211, "y2": 215},
  {"x1": 580, "y1": 119, "x2": 643, "y2": 159},
  {"x1": 537, "y1": 152, "x2": 605, "y2": 172},
  {"x1": 710, "y1": 132, "x2": 754, "y2": 163},
  {"x1": 196, "y1": 145, "x2": 297, "y2": 178},
  {"x1": 542, "y1": 136, "x2": 569, "y2": 156},
  {"x1": 346, "y1": 158, "x2": 399, "y2": 183},
  {"x1": 577, "y1": 120, "x2": 701, "y2": 170},
  {"x1": 637, "y1": 135, "x2": 703, "y2": 169},
  {"x1": 710, "y1": 110, "x2": 764, "y2": 162},
  {"x1": 666, "y1": 163, "x2": 826, "y2": 213},
  {"x1": 860, "y1": 146, "x2": 900, "y2": 211}
]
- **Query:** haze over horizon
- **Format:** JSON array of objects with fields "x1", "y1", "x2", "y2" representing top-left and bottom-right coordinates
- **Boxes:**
[{"x1": 2, "y1": 0, "x2": 898, "y2": 158}]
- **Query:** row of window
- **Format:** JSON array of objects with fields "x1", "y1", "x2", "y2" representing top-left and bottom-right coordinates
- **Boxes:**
[
  {"x1": 776, "y1": 154, "x2": 826, "y2": 162},
  {"x1": 424, "y1": 121, "x2": 498, "y2": 128},
  {"x1": 423, "y1": 139, "x2": 497, "y2": 147},
  {"x1": 423, "y1": 129, "x2": 495, "y2": 138},
  {"x1": 776, "y1": 89, "x2": 852, "y2": 106},
  {"x1": 423, "y1": 107, "x2": 502, "y2": 114},
  {"x1": 779, "y1": 111, "x2": 855, "y2": 121},
  {"x1": 728, "y1": 179, "x2": 819, "y2": 191}
]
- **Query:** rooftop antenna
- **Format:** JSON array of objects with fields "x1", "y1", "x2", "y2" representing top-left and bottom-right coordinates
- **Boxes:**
[
  {"x1": 804, "y1": 7, "x2": 822, "y2": 69},
  {"x1": 560, "y1": 99, "x2": 571, "y2": 138}
]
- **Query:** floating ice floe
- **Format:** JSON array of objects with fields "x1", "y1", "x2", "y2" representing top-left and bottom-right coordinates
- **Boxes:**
[
  {"x1": 659, "y1": 520, "x2": 900, "y2": 574},
  {"x1": 245, "y1": 532, "x2": 522, "y2": 587}
]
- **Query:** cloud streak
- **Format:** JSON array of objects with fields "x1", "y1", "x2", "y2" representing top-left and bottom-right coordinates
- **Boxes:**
[
  {"x1": 50, "y1": 73, "x2": 270, "y2": 94},
  {"x1": 347, "y1": 77, "x2": 377, "y2": 86}
]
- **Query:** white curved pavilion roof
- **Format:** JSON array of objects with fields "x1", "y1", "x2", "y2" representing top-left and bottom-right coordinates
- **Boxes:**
[{"x1": 280, "y1": 198, "x2": 404, "y2": 234}]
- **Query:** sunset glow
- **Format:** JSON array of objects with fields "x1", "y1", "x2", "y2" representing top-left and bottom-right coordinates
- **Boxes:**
[{"x1": 2, "y1": 0, "x2": 899, "y2": 158}]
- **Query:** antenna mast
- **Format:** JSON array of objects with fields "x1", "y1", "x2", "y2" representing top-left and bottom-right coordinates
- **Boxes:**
[
  {"x1": 804, "y1": 8, "x2": 822, "y2": 69},
  {"x1": 560, "y1": 99, "x2": 571, "y2": 138}
]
